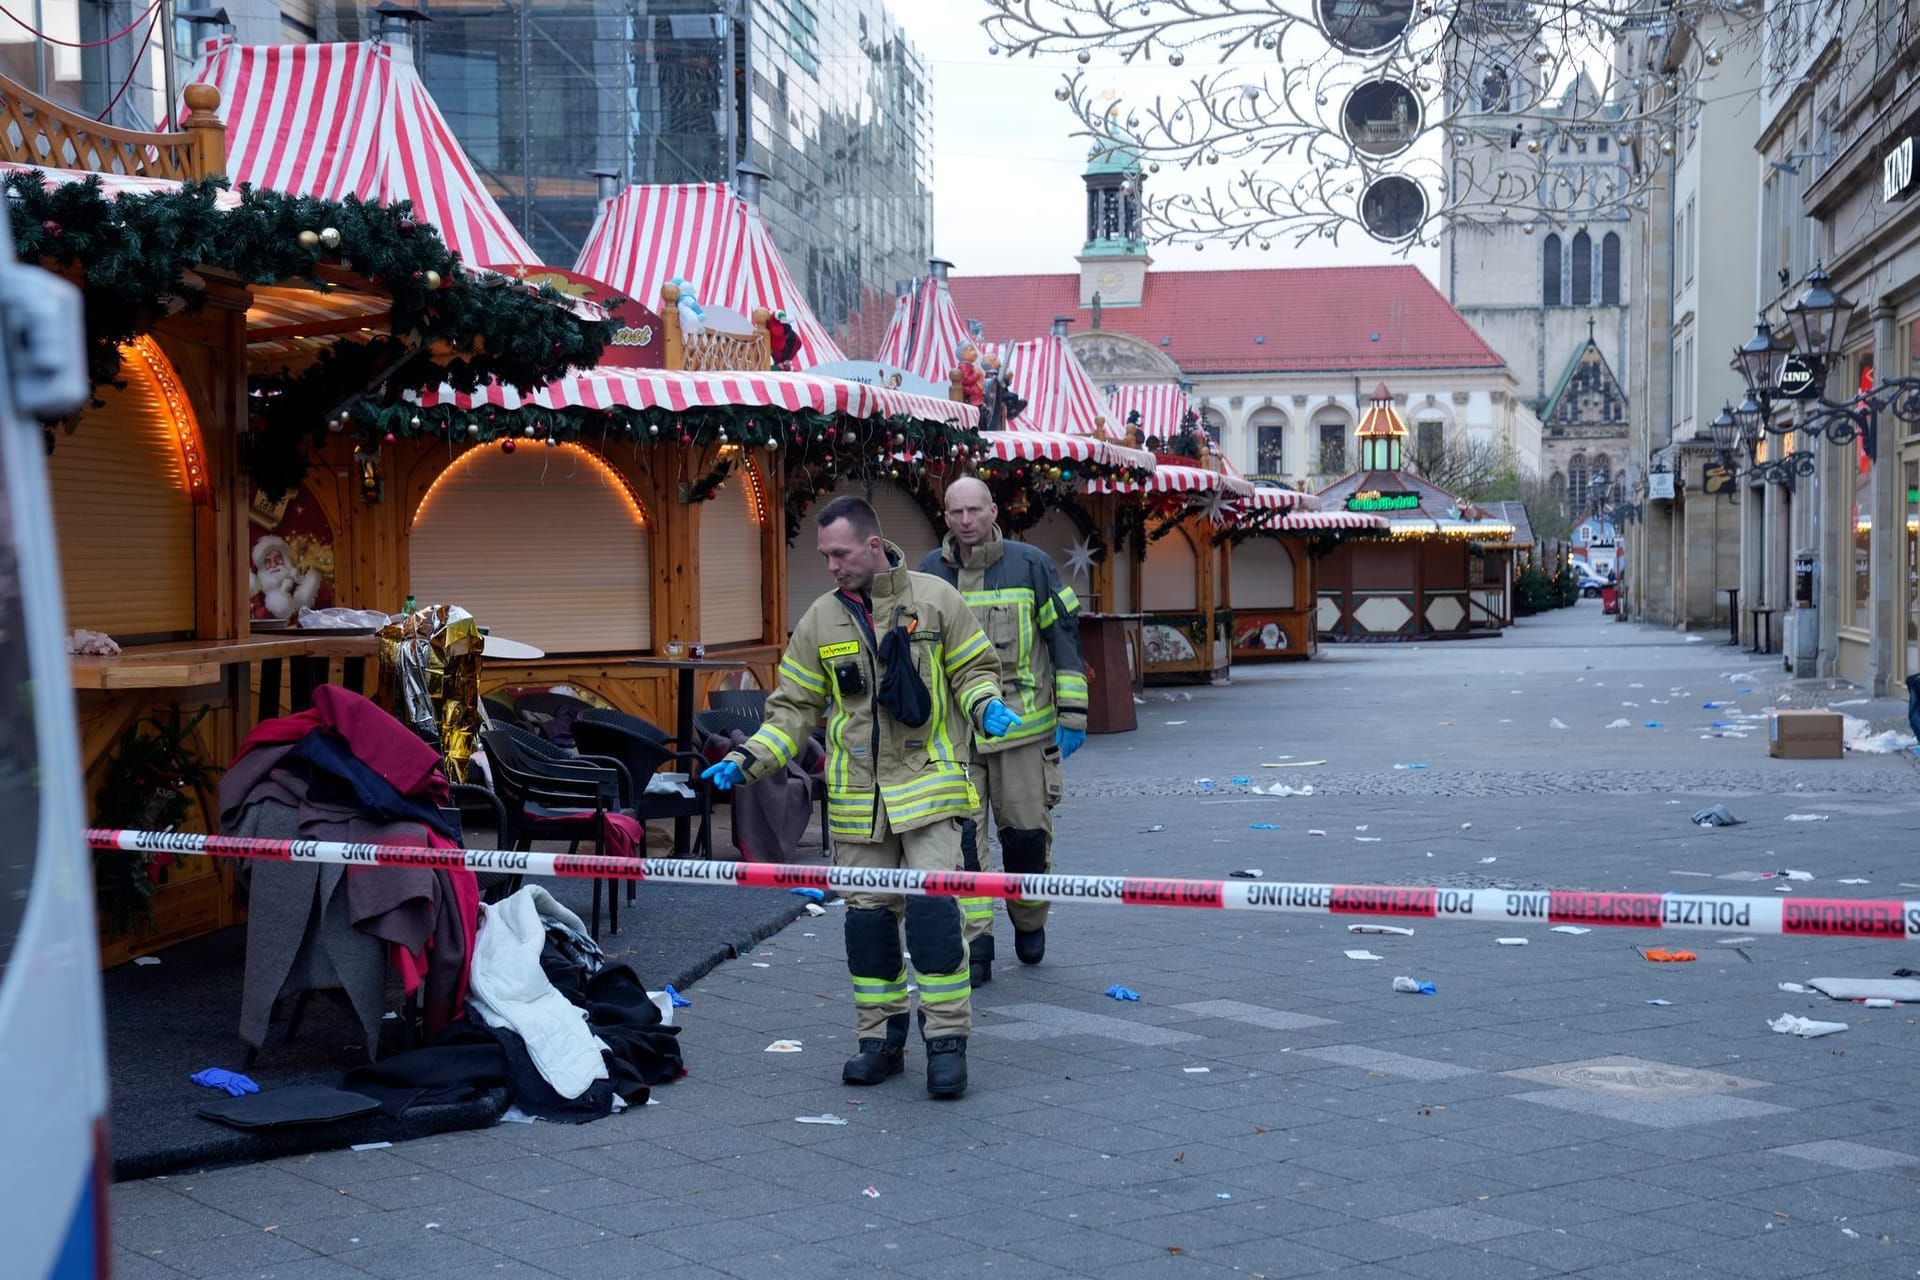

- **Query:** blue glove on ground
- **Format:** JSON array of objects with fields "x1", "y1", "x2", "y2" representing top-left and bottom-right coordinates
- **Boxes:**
[
  {"x1": 701, "y1": 760, "x2": 744, "y2": 790},
  {"x1": 981, "y1": 699, "x2": 1022, "y2": 739},
  {"x1": 191, "y1": 1067, "x2": 260, "y2": 1097},
  {"x1": 1055, "y1": 726, "x2": 1086, "y2": 759}
]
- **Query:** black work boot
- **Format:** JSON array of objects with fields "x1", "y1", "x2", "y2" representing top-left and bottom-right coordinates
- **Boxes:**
[
  {"x1": 969, "y1": 934, "x2": 994, "y2": 987},
  {"x1": 842, "y1": 1013, "x2": 908, "y2": 1085},
  {"x1": 1014, "y1": 927, "x2": 1046, "y2": 966},
  {"x1": 925, "y1": 1035, "x2": 969, "y2": 1099}
]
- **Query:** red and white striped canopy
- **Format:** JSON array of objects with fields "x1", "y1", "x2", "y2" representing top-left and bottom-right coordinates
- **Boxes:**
[
  {"x1": 999, "y1": 334, "x2": 1114, "y2": 437},
  {"x1": 1235, "y1": 487, "x2": 1311, "y2": 512},
  {"x1": 874, "y1": 275, "x2": 974, "y2": 386},
  {"x1": 862, "y1": 382, "x2": 978, "y2": 431},
  {"x1": 980, "y1": 431, "x2": 1155, "y2": 471},
  {"x1": 190, "y1": 38, "x2": 538, "y2": 267},
  {"x1": 1107, "y1": 383, "x2": 1192, "y2": 439},
  {"x1": 1270, "y1": 511, "x2": 1390, "y2": 531},
  {"x1": 574, "y1": 183, "x2": 846, "y2": 370},
  {"x1": 1087, "y1": 464, "x2": 1254, "y2": 497},
  {"x1": 413, "y1": 368, "x2": 859, "y2": 417}
]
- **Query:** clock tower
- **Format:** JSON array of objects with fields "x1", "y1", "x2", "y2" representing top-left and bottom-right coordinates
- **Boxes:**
[{"x1": 1077, "y1": 139, "x2": 1152, "y2": 309}]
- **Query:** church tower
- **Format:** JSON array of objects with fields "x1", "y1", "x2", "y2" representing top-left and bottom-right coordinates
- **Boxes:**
[
  {"x1": 1437, "y1": 0, "x2": 1635, "y2": 508},
  {"x1": 1077, "y1": 139, "x2": 1152, "y2": 309}
]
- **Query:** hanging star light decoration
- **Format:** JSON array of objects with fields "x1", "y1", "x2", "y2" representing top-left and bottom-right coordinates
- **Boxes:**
[
  {"x1": 1199, "y1": 486, "x2": 1234, "y2": 526},
  {"x1": 1064, "y1": 535, "x2": 1101, "y2": 582}
]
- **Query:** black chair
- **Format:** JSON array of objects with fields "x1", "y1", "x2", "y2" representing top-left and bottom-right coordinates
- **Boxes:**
[
  {"x1": 440, "y1": 781, "x2": 518, "y2": 903},
  {"x1": 691, "y1": 708, "x2": 831, "y2": 859},
  {"x1": 481, "y1": 695, "x2": 522, "y2": 730},
  {"x1": 572, "y1": 709, "x2": 714, "y2": 861},
  {"x1": 707, "y1": 688, "x2": 770, "y2": 718},
  {"x1": 480, "y1": 726, "x2": 633, "y2": 938}
]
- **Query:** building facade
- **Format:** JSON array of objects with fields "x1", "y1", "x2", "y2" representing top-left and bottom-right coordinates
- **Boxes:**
[
  {"x1": 1623, "y1": 5, "x2": 1760, "y2": 633},
  {"x1": 949, "y1": 154, "x2": 1542, "y2": 494},
  {"x1": 411, "y1": 0, "x2": 932, "y2": 354}
]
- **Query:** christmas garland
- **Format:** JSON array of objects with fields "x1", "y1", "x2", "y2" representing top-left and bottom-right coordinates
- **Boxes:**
[{"x1": 5, "y1": 173, "x2": 612, "y2": 492}]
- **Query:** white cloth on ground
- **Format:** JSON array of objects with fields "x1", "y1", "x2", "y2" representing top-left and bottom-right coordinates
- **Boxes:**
[{"x1": 467, "y1": 885, "x2": 609, "y2": 1099}]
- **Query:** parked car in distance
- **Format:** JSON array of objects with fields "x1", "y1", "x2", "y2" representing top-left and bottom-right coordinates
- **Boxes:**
[{"x1": 1576, "y1": 570, "x2": 1613, "y2": 598}]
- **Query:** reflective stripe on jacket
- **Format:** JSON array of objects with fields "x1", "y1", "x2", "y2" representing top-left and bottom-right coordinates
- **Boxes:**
[
  {"x1": 919, "y1": 527, "x2": 1088, "y2": 752},
  {"x1": 727, "y1": 541, "x2": 1003, "y2": 841}
]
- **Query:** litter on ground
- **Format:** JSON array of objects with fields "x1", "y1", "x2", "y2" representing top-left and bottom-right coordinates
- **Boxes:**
[
  {"x1": 1496, "y1": 937, "x2": 1528, "y2": 946},
  {"x1": 1778, "y1": 982, "x2": 1813, "y2": 994},
  {"x1": 795, "y1": 1114, "x2": 849, "y2": 1126},
  {"x1": 1229, "y1": 868, "x2": 1265, "y2": 877},
  {"x1": 1645, "y1": 999, "x2": 1674, "y2": 1006},
  {"x1": 1784, "y1": 814, "x2": 1831, "y2": 822},
  {"x1": 1348, "y1": 924, "x2": 1415, "y2": 937},
  {"x1": 1806, "y1": 978, "x2": 1920, "y2": 1003},
  {"x1": 1607, "y1": 719, "x2": 1631, "y2": 729},
  {"x1": 1551, "y1": 926, "x2": 1591, "y2": 935},
  {"x1": 1643, "y1": 949, "x2": 1697, "y2": 962},
  {"x1": 1770, "y1": 1014, "x2": 1848, "y2": 1038},
  {"x1": 1478, "y1": 856, "x2": 1498, "y2": 864},
  {"x1": 1345, "y1": 950, "x2": 1384, "y2": 961},
  {"x1": 1105, "y1": 985, "x2": 1141, "y2": 1001},
  {"x1": 1392, "y1": 976, "x2": 1437, "y2": 995},
  {"x1": 1550, "y1": 718, "x2": 1569, "y2": 729},
  {"x1": 765, "y1": 1040, "x2": 804, "y2": 1053},
  {"x1": 1694, "y1": 804, "x2": 1743, "y2": 827}
]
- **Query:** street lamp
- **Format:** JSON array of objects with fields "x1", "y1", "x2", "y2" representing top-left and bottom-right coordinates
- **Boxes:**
[
  {"x1": 1780, "y1": 264, "x2": 1855, "y2": 368},
  {"x1": 1730, "y1": 316, "x2": 1790, "y2": 397},
  {"x1": 1709, "y1": 403, "x2": 1741, "y2": 457}
]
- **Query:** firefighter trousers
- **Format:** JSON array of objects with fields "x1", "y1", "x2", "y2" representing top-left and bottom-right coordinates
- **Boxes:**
[
  {"x1": 959, "y1": 737, "x2": 1061, "y2": 940},
  {"x1": 839, "y1": 813, "x2": 971, "y2": 1040}
]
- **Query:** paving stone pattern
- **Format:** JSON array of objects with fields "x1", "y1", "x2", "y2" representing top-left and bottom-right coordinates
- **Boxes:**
[{"x1": 115, "y1": 606, "x2": 1920, "y2": 1278}]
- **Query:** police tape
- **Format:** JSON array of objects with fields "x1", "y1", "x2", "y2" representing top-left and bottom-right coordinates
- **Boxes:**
[{"x1": 85, "y1": 828, "x2": 1920, "y2": 940}]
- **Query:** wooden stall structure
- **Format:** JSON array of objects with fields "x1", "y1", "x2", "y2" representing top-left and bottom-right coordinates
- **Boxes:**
[
  {"x1": 4, "y1": 70, "x2": 602, "y2": 960},
  {"x1": 1313, "y1": 385, "x2": 1516, "y2": 641},
  {"x1": 1223, "y1": 501, "x2": 1390, "y2": 660}
]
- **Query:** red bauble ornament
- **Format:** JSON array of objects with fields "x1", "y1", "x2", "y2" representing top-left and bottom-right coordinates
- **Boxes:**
[
  {"x1": 40, "y1": 220, "x2": 60, "y2": 238},
  {"x1": 501, "y1": 439, "x2": 517, "y2": 454},
  {"x1": 384, "y1": 432, "x2": 397, "y2": 442},
  {"x1": 826, "y1": 428, "x2": 837, "y2": 440}
]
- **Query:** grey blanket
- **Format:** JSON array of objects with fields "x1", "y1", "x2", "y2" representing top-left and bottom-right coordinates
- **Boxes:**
[{"x1": 704, "y1": 730, "x2": 822, "y2": 863}]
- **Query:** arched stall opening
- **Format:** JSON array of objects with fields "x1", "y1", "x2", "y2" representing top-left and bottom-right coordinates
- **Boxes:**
[{"x1": 1230, "y1": 535, "x2": 1314, "y2": 660}]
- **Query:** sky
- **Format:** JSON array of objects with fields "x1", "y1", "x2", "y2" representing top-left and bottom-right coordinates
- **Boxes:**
[{"x1": 888, "y1": 3, "x2": 1441, "y2": 284}]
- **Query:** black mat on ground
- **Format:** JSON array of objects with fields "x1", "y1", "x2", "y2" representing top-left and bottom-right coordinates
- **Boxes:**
[{"x1": 105, "y1": 875, "x2": 807, "y2": 1181}]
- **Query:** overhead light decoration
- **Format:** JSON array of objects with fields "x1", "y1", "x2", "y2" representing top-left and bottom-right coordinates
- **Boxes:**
[{"x1": 981, "y1": 0, "x2": 1757, "y2": 249}]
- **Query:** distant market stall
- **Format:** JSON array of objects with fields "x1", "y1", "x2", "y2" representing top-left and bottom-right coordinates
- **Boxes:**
[{"x1": 1313, "y1": 385, "x2": 1516, "y2": 640}]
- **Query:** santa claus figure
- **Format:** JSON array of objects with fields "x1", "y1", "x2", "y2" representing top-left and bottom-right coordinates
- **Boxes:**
[
  {"x1": 954, "y1": 341, "x2": 984, "y2": 406},
  {"x1": 250, "y1": 535, "x2": 322, "y2": 621}
]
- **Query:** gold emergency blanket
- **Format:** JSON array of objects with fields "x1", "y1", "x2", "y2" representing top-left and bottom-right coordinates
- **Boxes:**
[{"x1": 376, "y1": 604, "x2": 483, "y2": 782}]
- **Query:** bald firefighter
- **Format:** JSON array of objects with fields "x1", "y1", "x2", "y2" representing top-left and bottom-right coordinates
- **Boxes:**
[
  {"x1": 918, "y1": 477, "x2": 1088, "y2": 985},
  {"x1": 703, "y1": 495, "x2": 1020, "y2": 1098}
]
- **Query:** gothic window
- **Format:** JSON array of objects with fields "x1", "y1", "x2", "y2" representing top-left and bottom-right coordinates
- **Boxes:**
[
  {"x1": 1551, "y1": 471, "x2": 1568, "y2": 510},
  {"x1": 1543, "y1": 233, "x2": 1563, "y2": 306},
  {"x1": 1567, "y1": 453, "x2": 1590, "y2": 506},
  {"x1": 1570, "y1": 230, "x2": 1593, "y2": 305},
  {"x1": 1600, "y1": 232, "x2": 1621, "y2": 304},
  {"x1": 1479, "y1": 66, "x2": 1510, "y2": 113}
]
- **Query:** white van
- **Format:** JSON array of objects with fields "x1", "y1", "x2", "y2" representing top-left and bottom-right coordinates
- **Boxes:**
[{"x1": 0, "y1": 195, "x2": 114, "y2": 1276}]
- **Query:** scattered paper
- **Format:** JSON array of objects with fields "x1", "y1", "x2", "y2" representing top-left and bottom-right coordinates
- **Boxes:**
[
  {"x1": 1140, "y1": 824, "x2": 1166, "y2": 833},
  {"x1": 1770, "y1": 1013, "x2": 1848, "y2": 1038},
  {"x1": 1348, "y1": 925, "x2": 1414, "y2": 937},
  {"x1": 1355, "y1": 825, "x2": 1369, "y2": 831},
  {"x1": 1345, "y1": 950, "x2": 1383, "y2": 961},
  {"x1": 1182, "y1": 1067, "x2": 1211, "y2": 1074},
  {"x1": 1229, "y1": 868, "x2": 1265, "y2": 878},
  {"x1": 1496, "y1": 938, "x2": 1528, "y2": 946},
  {"x1": 1460, "y1": 823, "x2": 1472, "y2": 830},
  {"x1": 1308, "y1": 829, "x2": 1327, "y2": 837},
  {"x1": 1716, "y1": 937, "x2": 1756, "y2": 945},
  {"x1": 497, "y1": 1106, "x2": 538, "y2": 1124},
  {"x1": 1781, "y1": 870, "x2": 1813, "y2": 881},
  {"x1": 862, "y1": 1186, "x2": 881, "y2": 1198},
  {"x1": 1392, "y1": 763, "x2": 1430, "y2": 770},
  {"x1": 1606, "y1": 719, "x2": 1631, "y2": 729},
  {"x1": 1550, "y1": 718, "x2": 1569, "y2": 729},
  {"x1": 1778, "y1": 982, "x2": 1813, "y2": 994},
  {"x1": 805, "y1": 902, "x2": 827, "y2": 916},
  {"x1": 1645, "y1": 999, "x2": 1674, "y2": 1007},
  {"x1": 351, "y1": 1142, "x2": 393, "y2": 1151},
  {"x1": 1166, "y1": 721, "x2": 1188, "y2": 726},
  {"x1": 1478, "y1": 856, "x2": 1498, "y2": 864},
  {"x1": 1262, "y1": 760, "x2": 1327, "y2": 768},
  {"x1": 1837, "y1": 878, "x2": 1870, "y2": 885},
  {"x1": 1784, "y1": 814, "x2": 1831, "y2": 822},
  {"x1": 1252, "y1": 783, "x2": 1314, "y2": 797},
  {"x1": 765, "y1": 1040, "x2": 804, "y2": 1053},
  {"x1": 795, "y1": 1114, "x2": 849, "y2": 1126},
  {"x1": 132, "y1": 956, "x2": 161, "y2": 966},
  {"x1": 1355, "y1": 836, "x2": 1382, "y2": 843},
  {"x1": 1550, "y1": 926, "x2": 1591, "y2": 935},
  {"x1": 1864, "y1": 998, "x2": 1896, "y2": 1009}
]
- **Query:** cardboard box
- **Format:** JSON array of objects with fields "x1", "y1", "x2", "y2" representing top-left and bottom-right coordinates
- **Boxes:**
[{"x1": 1769, "y1": 709, "x2": 1843, "y2": 759}]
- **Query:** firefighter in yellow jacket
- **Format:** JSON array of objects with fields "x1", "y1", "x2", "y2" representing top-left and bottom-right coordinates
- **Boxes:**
[
  {"x1": 919, "y1": 477, "x2": 1088, "y2": 985},
  {"x1": 702, "y1": 494, "x2": 1020, "y2": 1099}
]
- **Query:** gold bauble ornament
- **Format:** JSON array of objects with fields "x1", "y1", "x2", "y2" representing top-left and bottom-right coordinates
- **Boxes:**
[
  {"x1": 297, "y1": 230, "x2": 320, "y2": 249},
  {"x1": 423, "y1": 270, "x2": 441, "y2": 291}
]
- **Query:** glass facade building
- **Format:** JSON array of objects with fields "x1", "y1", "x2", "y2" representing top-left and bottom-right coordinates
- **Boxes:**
[{"x1": 408, "y1": 0, "x2": 933, "y2": 355}]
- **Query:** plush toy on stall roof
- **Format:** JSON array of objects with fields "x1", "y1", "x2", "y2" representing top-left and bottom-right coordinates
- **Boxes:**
[
  {"x1": 767, "y1": 309, "x2": 801, "y2": 369},
  {"x1": 668, "y1": 278, "x2": 705, "y2": 337},
  {"x1": 954, "y1": 341, "x2": 985, "y2": 406}
]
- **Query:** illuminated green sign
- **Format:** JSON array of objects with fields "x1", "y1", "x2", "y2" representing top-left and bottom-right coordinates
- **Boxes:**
[{"x1": 1346, "y1": 491, "x2": 1421, "y2": 512}]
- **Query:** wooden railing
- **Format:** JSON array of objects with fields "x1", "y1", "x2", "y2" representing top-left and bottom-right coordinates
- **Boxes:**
[
  {"x1": 661, "y1": 282, "x2": 772, "y2": 372},
  {"x1": 0, "y1": 76, "x2": 225, "y2": 180}
]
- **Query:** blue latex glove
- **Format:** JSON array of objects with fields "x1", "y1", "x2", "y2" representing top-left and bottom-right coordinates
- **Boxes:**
[
  {"x1": 1055, "y1": 726, "x2": 1086, "y2": 759},
  {"x1": 191, "y1": 1067, "x2": 260, "y2": 1097},
  {"x1": 701, "y1": 760, "x2": 744, "y2": 790},
  {"x1": 980, "y1": 699, "x2": 1022, "y2": 739}
]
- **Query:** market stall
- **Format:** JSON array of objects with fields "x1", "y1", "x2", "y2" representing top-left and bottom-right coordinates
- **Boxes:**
[
  {"x1": 6, "y1": 71, "x2": 604, "y2": 960},
  {"x1": 1221, "y1": 499, "x2": 1387, "y2": 660},
  {"x1": 1313, "y1": 385, "x2": 1516, "y2": 640}
]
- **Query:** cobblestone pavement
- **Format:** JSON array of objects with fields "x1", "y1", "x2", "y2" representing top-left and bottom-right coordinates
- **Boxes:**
[{"x1": 114, "y1": 604, "x2": 1920, "y2": 1279}]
